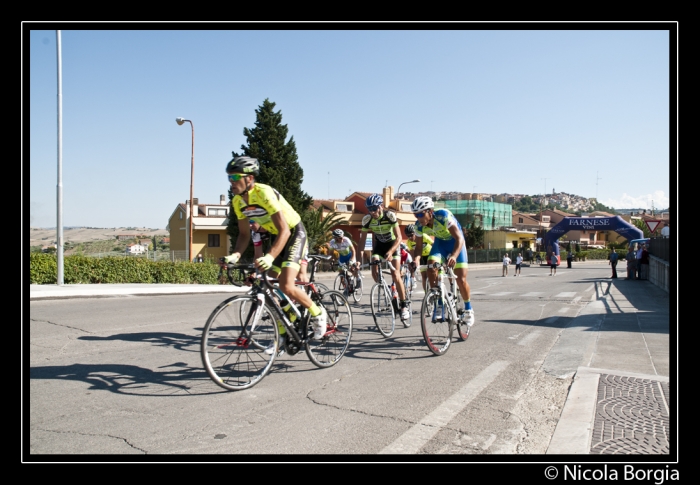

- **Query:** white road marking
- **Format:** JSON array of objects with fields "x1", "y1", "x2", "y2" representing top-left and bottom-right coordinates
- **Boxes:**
[
  {"x1": 379, "y1": 360, "x2": 509, "y2": 454},
  {"x1": 522, "y1": 292, "x2": 545, "y2": 297},
  {"x1": 518, "y1": 329, "x2": 542, "y2": 346},
  {"x1": 555, "y1": 292, "x2": 577, "y2": 298},
  {"x1": 491, "y1": 292, "x2": 516, "y2": 296},
  {"x1": 559, "y1": 307, "x2": 571, "y2": 313}
]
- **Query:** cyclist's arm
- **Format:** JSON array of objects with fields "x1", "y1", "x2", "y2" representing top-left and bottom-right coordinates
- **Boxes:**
[
  {"x1": 232, "y1": 217, "x2": 252, "y2": 256},
  {"x1": 414, "y1": 237, "x2": 423, "y2": 264},
  {"x1": 387, "y1": 224, "x2": 402, "y2": 259},
  {"x1": 447, "y1": 224, "x2": 465, "y2": 266}
]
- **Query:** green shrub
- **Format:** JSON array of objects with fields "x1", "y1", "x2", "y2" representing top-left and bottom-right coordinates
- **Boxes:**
[{"x1": 29, "y1": 254, "x2": 221, "y2": 285}]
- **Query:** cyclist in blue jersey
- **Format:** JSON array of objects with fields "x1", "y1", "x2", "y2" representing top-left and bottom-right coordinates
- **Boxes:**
[{"x1": 410, "y1": 196, "x2": 474, "y2": 327}]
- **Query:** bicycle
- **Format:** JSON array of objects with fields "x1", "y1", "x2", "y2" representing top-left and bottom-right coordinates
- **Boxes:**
[
  {"x1": 333, "y1": 262, "x2": 363, "y2": 304},
  {"x1": 201, "y1": 259, "x2": 353, "y2": 391},
  {"x1": 368, "y1": 259, "x2": 412, "y2": 337},
  {"x1": 420, "y1": 262, "x2": 469, "y2": 356}
]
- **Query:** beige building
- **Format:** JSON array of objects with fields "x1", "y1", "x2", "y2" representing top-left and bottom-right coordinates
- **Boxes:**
[{"x1": 167, "y1": 195, "x2": 231, "y2": 261}]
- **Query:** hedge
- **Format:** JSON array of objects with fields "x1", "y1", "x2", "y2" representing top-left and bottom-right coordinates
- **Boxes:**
[{"x1": 29, "y1": 253, "x2": 220, "y2": 285}]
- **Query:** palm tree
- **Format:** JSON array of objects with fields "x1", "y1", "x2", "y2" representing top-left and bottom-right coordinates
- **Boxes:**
[{"x1": 301, "y1": 206, "x2": 346, "y2": 253}]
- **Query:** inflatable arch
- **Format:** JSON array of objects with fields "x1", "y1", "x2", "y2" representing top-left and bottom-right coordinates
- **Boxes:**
[{"x1": 544, "y1": 216, "x2": 643, "y2": 264}]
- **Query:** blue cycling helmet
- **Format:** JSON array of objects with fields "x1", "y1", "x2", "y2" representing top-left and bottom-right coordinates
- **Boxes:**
[{"x1": 366, "y1": 194, "x2": 383, "y2": 208}]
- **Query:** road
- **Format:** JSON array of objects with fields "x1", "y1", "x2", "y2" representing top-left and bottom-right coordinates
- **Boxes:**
[{"x1": 27, "y1": 262, "x2": 659, "y2": 459}]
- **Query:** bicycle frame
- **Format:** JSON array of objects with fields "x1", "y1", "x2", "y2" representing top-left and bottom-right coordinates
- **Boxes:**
[{"x1": 429, "y1": 263, "x2": 459, "y2": 323}]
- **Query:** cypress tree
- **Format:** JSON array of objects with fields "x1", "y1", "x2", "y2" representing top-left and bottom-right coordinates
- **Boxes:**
[{"x1": 226, "y1": 99, "x2": 313, "y2": 257}]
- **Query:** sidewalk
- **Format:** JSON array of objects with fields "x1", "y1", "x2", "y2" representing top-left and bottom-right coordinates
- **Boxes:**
[
  {"x1": 28, "y1": 262, "x2": 671, "y2": 455},
  {"x1": 546, "y1": 276, "x2": 671, "y2": 455}
]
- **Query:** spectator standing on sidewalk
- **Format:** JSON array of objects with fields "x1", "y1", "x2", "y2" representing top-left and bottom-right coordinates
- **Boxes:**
[
  {"x1": 608, "y1": 249, "x2": 619, "y2": 278},
  {"x1": 640, "y1": 244, "x2": 650, "y2": 280},
  {"x1": 514, "y1": 252, "x2": 523, "y2": 276},
  {"x1": 625, "y1": 247, "x2": 636, "y2": 279},
  {"x1": 502, "y1": 253, "x2": 511, "y2": 276},
  {"x1": 635, "y1": 244, "x2": 644, "y2": 279},
  {"x1": 566, "y1": 250, "x2": 573, "y2": 268}
]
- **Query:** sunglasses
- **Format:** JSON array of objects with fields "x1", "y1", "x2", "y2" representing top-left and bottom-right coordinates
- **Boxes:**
[
  {"x1": 415, "y1": 211, "x2": 426, "y2": 218},
  {"x1": 228, "y1": 174, "x2": 248, "y2": 182},
  {"x1": 367, "y1": 205, "x2": 380, "y2": 212}
]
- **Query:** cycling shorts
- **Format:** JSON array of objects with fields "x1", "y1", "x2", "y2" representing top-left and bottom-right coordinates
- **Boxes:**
[
  {"x1": 427, "y1": 237, "x2": 468, "y2": 269},
  {"x1": 269, "y1": 221, "x2": 308, "y2": 273},
  {"x1": 371, "y1": 239, "x2": 400, "y2": 261},
  {"x1": 338, "y1": 252, "x2": 355, "y2": 265}
]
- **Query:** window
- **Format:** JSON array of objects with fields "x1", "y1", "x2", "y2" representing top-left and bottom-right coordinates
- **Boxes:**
[
  {"x1": 335, "y1": 203, "x2": 353, "y2": 212},
  {"x1": 542, "y1": 216, "x2": 550, "y2": 223},
  {"x1": 208, "y1": 234, "x2": 220, "y2": 247},
  {"x1": 208, "y1": 208, "x2": 227, "y2": 216},
  {"x1": 518, "y1": 217, "x2": 523, "y2": 223},
  {"x1": 179, "y1": 211, "x2": 183, "y2": 220}
]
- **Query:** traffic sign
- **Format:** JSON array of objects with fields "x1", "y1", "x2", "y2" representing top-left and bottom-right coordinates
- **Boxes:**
[{"x1": 645, "y1": 220, "x2": 661, "y2": 233}]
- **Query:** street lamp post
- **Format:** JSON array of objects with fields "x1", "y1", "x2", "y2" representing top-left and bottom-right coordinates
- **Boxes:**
[
  {"x1": 176, "y1": 117, "x2": 195, "y2": 262},
  {"x1": 397, "y1": 179, "x2": 420, "y2": 199}
]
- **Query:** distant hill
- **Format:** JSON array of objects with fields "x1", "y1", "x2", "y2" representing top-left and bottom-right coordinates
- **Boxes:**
[{"x1": 29, "y1": 227, "x2": 168, "y2": 247}]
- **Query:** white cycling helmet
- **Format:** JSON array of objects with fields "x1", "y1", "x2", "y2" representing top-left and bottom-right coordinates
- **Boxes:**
[
  {"x1": 410, "y1": 196, "x2": 434, "y2": 213},
  {"x1": 332, "y1": 229, "x2": 344, "y2": 238}
]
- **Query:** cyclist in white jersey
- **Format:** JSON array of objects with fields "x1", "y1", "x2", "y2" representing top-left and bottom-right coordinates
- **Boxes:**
[{"x1": 325, "y1": 229, "x2": 360, "y2": 282}]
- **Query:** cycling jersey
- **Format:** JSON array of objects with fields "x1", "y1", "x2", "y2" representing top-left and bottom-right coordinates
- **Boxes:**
[
  {"x1": 415, "y1": 209, "x2": 461, "y2": 240},
  {"x1": 361, "y1": 210, "x2": 398, "y2": 243},
  {"x1": 328, "y1": 236, "x2": 354, "y2": 256},
  {"x1": 232, "y1": 183, "x2": 301, "y2": 235},
  {"x1": 406, "y1": 234, "x2": 433, "y2": 258},
  {"x1": 251, "y1": 230, "x2": 271, "y2": 247},
  {"x1": 400, "y1": 248, "x2": 413, "y2": 264}
]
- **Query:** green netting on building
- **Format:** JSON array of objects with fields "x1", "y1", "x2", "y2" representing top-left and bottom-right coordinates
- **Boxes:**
[{"x1": 434, "y1": 200, "x2": 512, "y2": 230}]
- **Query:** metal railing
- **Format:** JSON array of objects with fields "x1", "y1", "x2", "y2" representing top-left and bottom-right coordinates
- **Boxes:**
[{"x1": 648, "y1": 237, "x2": 670, "y2": 262}]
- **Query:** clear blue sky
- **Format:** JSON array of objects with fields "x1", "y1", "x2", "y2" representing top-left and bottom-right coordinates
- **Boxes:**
[{"x1": 26, "y1": 24, "x2": 675, "y2": 229}]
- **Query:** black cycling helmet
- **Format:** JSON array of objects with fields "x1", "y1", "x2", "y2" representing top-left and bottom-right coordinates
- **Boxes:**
[
  {"x1": 226, "y1": 156, "x2": 260, "y2": 176},
  {"x1": 405, "y1": 224, "x2": 416, "y2": 235}
]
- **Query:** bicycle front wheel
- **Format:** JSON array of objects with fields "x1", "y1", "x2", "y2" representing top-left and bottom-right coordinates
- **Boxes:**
[
  {"x1": 370, "y1": 283, "x2": 395, "y2": 337},
  {"x1": 305, "y1": 290, "x2": 353, "y2": 368},
  {"x1": 334, "y1": 273, "x2": 347, "y2": 294},
  {"x1": 201, "y1": 295, "x2": 280, "y2": 391},
  {"x1": 420, "y1": 289, "x2": 452, "y2": 356},
  {"x1": 351, "y1": 275, "x2": 363, "y2": 303}
]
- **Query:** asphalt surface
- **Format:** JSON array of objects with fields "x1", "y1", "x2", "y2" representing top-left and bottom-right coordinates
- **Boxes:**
[{"x1": 28, "y1": 261, "x2": 672, "y2": 455}]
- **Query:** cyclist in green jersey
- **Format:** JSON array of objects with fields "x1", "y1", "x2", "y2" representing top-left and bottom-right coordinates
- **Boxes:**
[
  {"x1": 357, "y1": 193, "x2": 411, "y2": 322},
  {"x1": 405, "y1": 223, "x2": 434, "y2": 292},
  {"x1": 223, "y1": 156, "x2": 327, "y2": 345}
]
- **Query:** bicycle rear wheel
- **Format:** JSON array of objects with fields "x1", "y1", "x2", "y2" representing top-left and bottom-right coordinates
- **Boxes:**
[
  {"x1": 420, "y1": 289, "x2": 452, "y2": 356},
  {"x1": 401, "y1": 274, "x2": 412, "y2": 328},
  {"x1": 201, "y1": 295, "x2": 280, "y2": 391},
  {"x1": 370, "y1": 283, "x2": 395, "y2": 337},
  {"x1": 305, "y1": 290, "x2": 353, "y2": 368}
]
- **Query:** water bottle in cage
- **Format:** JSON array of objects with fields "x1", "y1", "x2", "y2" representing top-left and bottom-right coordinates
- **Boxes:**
[{"x1": 391, "y1": 283, "x2": 398, "y2": 300}]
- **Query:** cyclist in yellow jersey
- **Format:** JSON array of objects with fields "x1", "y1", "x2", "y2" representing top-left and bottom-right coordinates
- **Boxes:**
[
  {"x1": 404, "y1": 223, "x2": 434, "y2": 292},
  {"x1": 223, "y1": 157, "x2": 327, "y2": 350}
]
